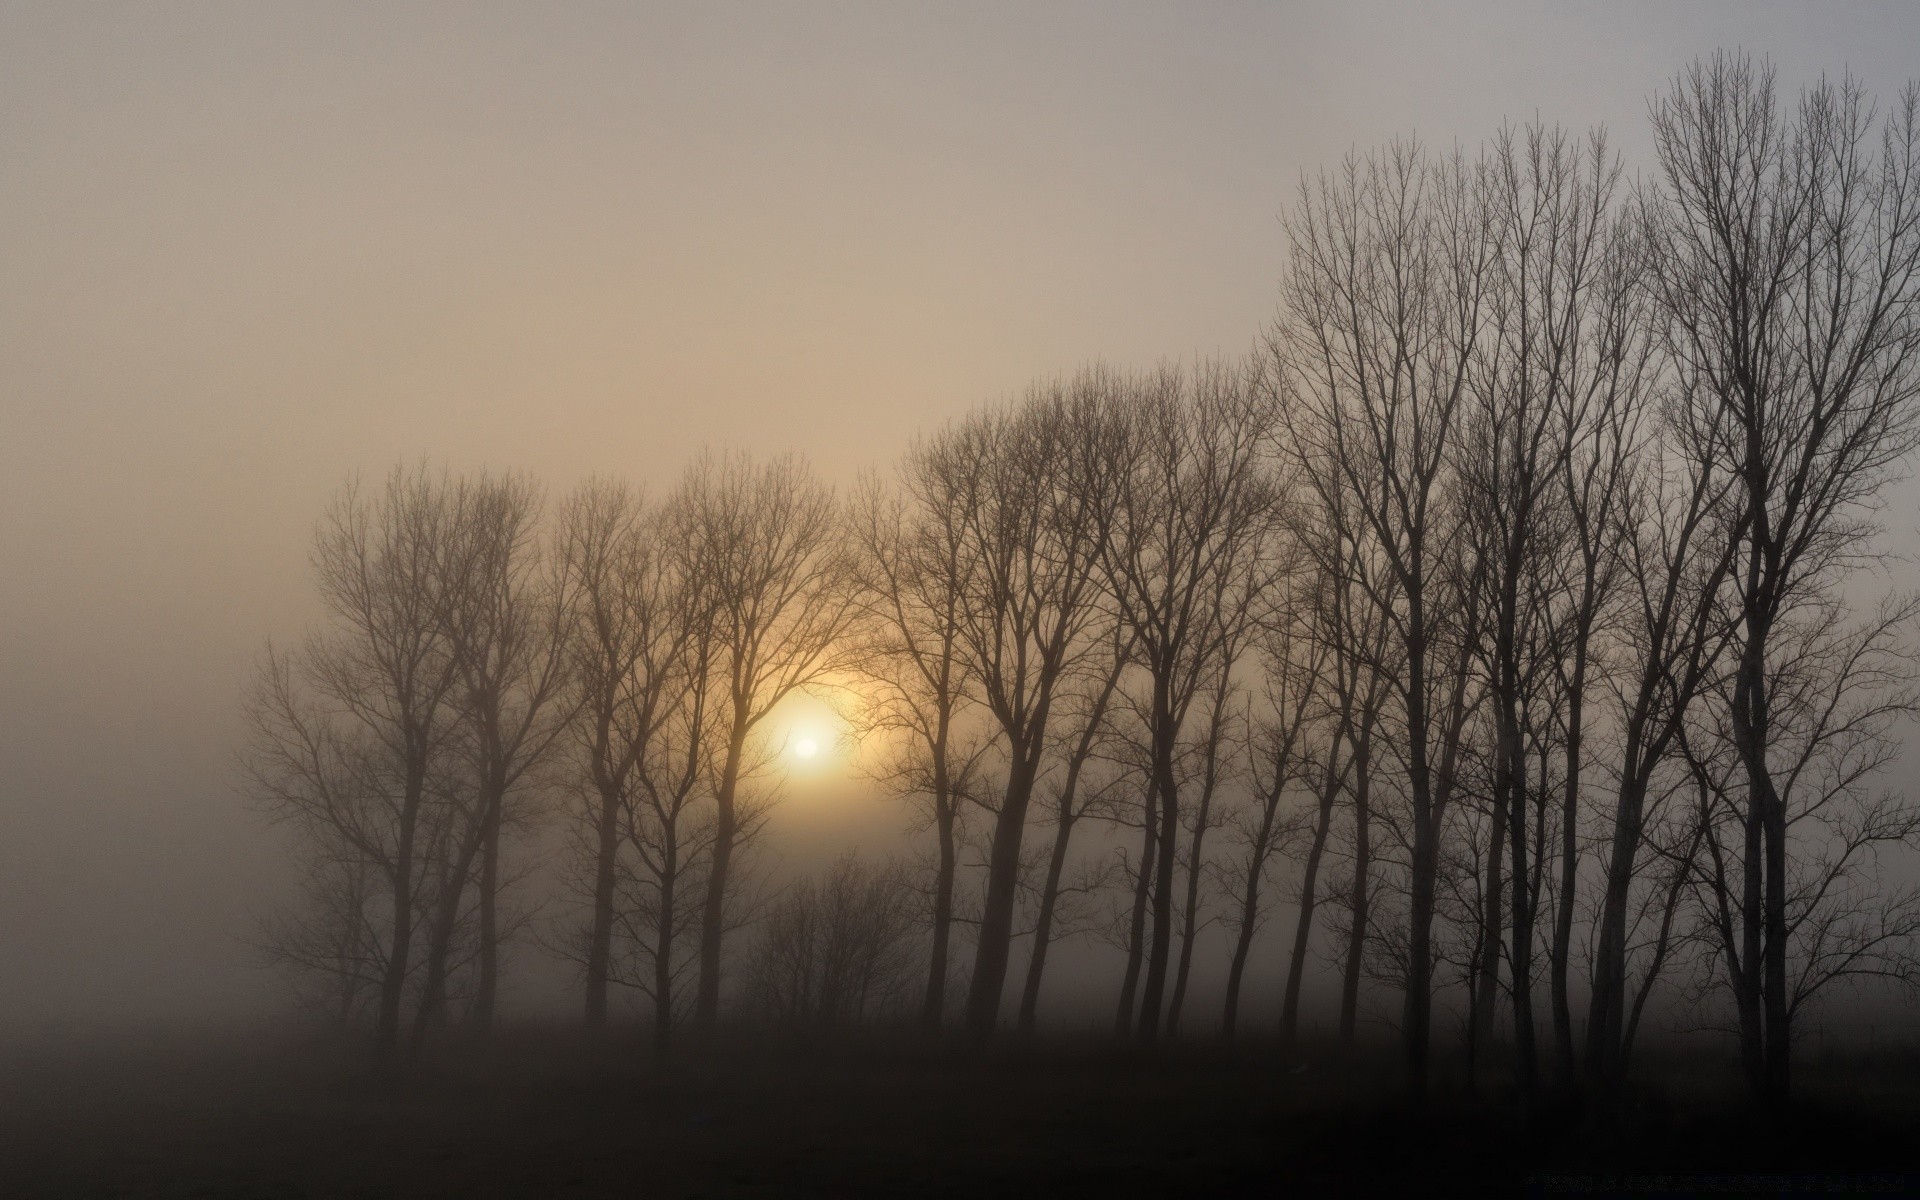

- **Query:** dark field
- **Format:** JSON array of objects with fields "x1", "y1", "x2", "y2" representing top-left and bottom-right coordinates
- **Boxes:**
[{"x1": 4, "y1": 1031, "x2": 1919, "y2": 1198}]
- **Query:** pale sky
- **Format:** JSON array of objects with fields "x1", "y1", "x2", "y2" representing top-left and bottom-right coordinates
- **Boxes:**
[{"x1": 6, "y1": 1, "x2": 1920, "y2": 1034}]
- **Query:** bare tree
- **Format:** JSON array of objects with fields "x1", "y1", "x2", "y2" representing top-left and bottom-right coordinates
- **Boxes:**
[
  {"x1": 1219, "y1": 579, "x2": 1325, "y2": 1042},
  {"x1": 846, "y1": 470, "x2": 990, "y2": 1029},
  {"x1": 1016, "y1": 619, "x2": 1132, "y2": 1033},
  {"x1": 1683, "y1": 589, "x2": 1920, "y2": 1097},
  {"x1": 556, "y1": 479, "x2": 714, "y2": 1043},
  {"x1": 1461, "y1": 122, "x2": 1647, "y2": 1098},
  {"x1": 1541, "y1": 194, "x2": 1655, "y2": 1083},
  {"x1": 746, "y1": 854, "x2": 923, "y2": 1030},
  {"x1": 925, "y1": 382, "x2": 1111, "y2": 1037},
  {"x1": 1645, "y1": 52, "x2": 1920, "y2": 1105},
  {"x1": 1584, "y1": 408, "x2": 1737, "y2": 1096},
  {"x1": 1085, "y1": 360, "x2": 1281, "y2": 1044},
  {"x1": 243, "y1": 465, "x2": 465, "y2": 1061},
  {"x1": 676, "y1": 451, "x2": 855, "y2": 1030},
  {"x1": 421, "y1": 472, "x2": 575, "y2": 1035},
  {"x1": 1277, "y1": 141, "x2": 1494, "y2": 1096}
]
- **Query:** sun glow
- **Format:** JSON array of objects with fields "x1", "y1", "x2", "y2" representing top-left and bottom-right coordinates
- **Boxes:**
[{"x1": 764, "y1": 682, "x2": 867, "y2": 775}]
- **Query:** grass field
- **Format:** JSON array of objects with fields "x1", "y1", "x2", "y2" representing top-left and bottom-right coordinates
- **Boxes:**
[{"x1": 4, "y1": 1029, "x2": 1917, "y2": 1197}]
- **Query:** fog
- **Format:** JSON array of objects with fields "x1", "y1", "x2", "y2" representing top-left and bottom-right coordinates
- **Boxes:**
[{"x1": 6, "y1": 1, "x2": 1920, "y2": 1055}]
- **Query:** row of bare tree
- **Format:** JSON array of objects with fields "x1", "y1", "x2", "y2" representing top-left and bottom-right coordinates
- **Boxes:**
[
  {"x1": 246, "y1": 53, "x2": 1920, "y2": 1108},
  {"x1": 245, "y1": 453, "x2": 856, "y2": 1060}
]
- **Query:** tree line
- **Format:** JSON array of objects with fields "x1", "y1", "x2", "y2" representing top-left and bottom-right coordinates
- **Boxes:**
[{"x1": 244, "y1": 53, "x2": 1920, "y2": 1109}]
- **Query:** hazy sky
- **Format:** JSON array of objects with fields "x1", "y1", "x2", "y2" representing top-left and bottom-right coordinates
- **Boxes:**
[{"x1": 7, "y1": 2, "x2": 1920, "y2": 1035}]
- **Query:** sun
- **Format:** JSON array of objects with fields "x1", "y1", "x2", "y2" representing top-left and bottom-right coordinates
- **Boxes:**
[{"x1": 793, "y1": 736, "x2": 820, "y2": 760}]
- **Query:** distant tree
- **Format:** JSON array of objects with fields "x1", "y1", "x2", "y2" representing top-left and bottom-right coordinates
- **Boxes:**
[
  {"x1": 242, "y1": 465, "x2": 465, "y2": 1062},
  {"x1": 415, "y1": 472, "x2": 574, "y2": 1037},
  {"x1": 746, "y1": 855, "x2": 922, "y2": 1030},
  {"x1": 251, "y1": 855, "x2": 386, "y2": 1027},
  {"x1": 555, "y1": 479, "x2": 713, "y2": 1048}
]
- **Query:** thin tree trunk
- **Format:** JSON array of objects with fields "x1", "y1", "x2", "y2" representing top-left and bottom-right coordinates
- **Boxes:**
[
  {"x1": 1277, "y1": 744, "x2": 1342, "y2": 1047},
  {"x1": 1507, "y1": 720, "x2": 1538, "y2": 1101},
  {"x1": 1339, "y1": 716, "x2": 1375, "y2": 1047},
  {"x1": 965, "y1": 746, "x2": 1043, "y2": 1036},
  {"x1": 696, "y1": 720, "x2": 748, "y2": 1030},
  {"x1": 1165, "y1": 783, "x2": 1214, "y2": 1037},
  {"x1": 1115, "y1": 797, "x2": 1157, "y2": 1034},
  {"x1": 654, "y1": 839, "x2": 677, "y2": 1056},
  {"x1": 923, "y1": 793, "x2": 956, "y2": 1030},
  {"x1": 1018, "y1": 810, "x2": 1074, "y2": 1033},
  {"x1": 1020, "y1": 640, "x2": 1124, "y2": 1033},
  {"x1": 1137, "y1": 681, "x2": 1181, "y2": 1043},
  {"x1": 1222, "y1": 846, "x2": 1264, "y2": 1041},
  {"x1": 474, "y1": 792, "x2": 501, "y2": 1033},
  {"x1": 375, "y1": 759, "x2": 426, "y2": 1062},
  {"x1": 410, "y1": 812, "x2": 484, "y2": 1049},
  {"x1": 1401, "y1": 604, "x2": 1438, "y2": 1100},
  {"x1": 583, "y1": 779, "x2": 622, "y2": 1029},
  {"x1": 1551, "y1": 637, "x2": 1587, "y2": 1082},
  {"x1": 1472, "y1": 783, "x2": 1508, "y2": 1082}
]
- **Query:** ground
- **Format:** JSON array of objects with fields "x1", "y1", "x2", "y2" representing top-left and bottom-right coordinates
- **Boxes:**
[{"x1": 3, "y1": 1029, "x2": 1917, "y2": 1198}]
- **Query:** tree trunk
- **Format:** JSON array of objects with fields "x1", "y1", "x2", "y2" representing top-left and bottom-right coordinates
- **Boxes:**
[
  {"x1": 1587, "y1": 759, "x2": 1648, "y2": 1094},
  {"x1": 1471, "y1": 782, "x2": 1508, "y2": 1082},
  {"x1": 1733, "y1": 610, "x2": 1788, "y2": 1106},
  {"x1": 965, "y1": 746, "x2": 1042, "y2": 1036},
  {"x1": 696, "y1": 720, "x2": 748, "y2": 1030},
  {"x1": 1017, "y1": 808, "x2": 1075, "y2": 1033},
  {"x1": 583, "y1": 779, "x2": 622, "y2": 1029},
  {"x1": 923, "y1": 792, "x2": 956, "y2": 1031},
  {"x1": 1339, "y1": 718, "x2": 1375, "y2": 1047},
  {"x1": 1506, "y1": 716, "x2": 1537, "y2": 1101},
  {"x1": 654, "y1": 837, "x2": 678, "y2": 1057},
  {"x1": 375, "y1": 756, "x2": 427, "y2": 1062},
  {"x1": 1115, "y1": 798, "x2": 1157, "y2": 1034},
  {"x1": 410, "y1": 811, "x2": 484, "y2": 1049},
  {"x1": 1401, "y1": 607, "x2": 1437, "y2": 1100},
  {"x1": 1278, "y1": 753, "x2": 1339, "y2": 1047},
  {"x1": 1165, "y1": 782, "x2": 1214, "y2": 1037},
  {"x1": 1136, "y1": 682, "x2": 1181, "y2": 1044},
  {"x1": 474, "y1": 790, "x2": 502, "y2": 1033},
  {"x1": 1551, "y1": 641, "x2": 1587, "y2": 1083}
]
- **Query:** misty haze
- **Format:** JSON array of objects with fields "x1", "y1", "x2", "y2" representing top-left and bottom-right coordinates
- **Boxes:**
[{"x1": 11, "y1": 4, "x2": 1920, "y2": 1198}]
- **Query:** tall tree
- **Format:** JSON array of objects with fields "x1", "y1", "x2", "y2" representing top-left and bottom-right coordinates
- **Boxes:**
[
  {"x1": 1220, "y1": 578, "x2": 1325, "y2": 1041},
  {"x1": 1646, "y1": 52, "x2": 1920, "y2": 1105},
  {"x1": 1086, "y1": 360, "x2": 1280, "y2": 1044},
  {"x1": 557, "y1": 480, "x2": 709, "y2": 1041},
  {"x1": 846, "y1": 470, "x2": 986, "y2": 1030},
  {"x1": 931, "y1": 380, "x2": 1109, "y2": 1037},
  {"x1": 678, "y1": 452, "x2": 854, "y2": 1030},
  {"x1": 1463, "y1": 122, "x2": 1646, "y2": 1098},
  {"x1": 435, "y1": 472, "x2": 575, "y2": 1034},
  {"x1": 1017, "y1": 620, "x2": 1131, "y2": 1033},
  {"x1": 243, "y1": 465, "x2": 464, "y2": 1062},
  {"x1": 1277, "y1": 141, "x2": 1494, "y2": 1097}
]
